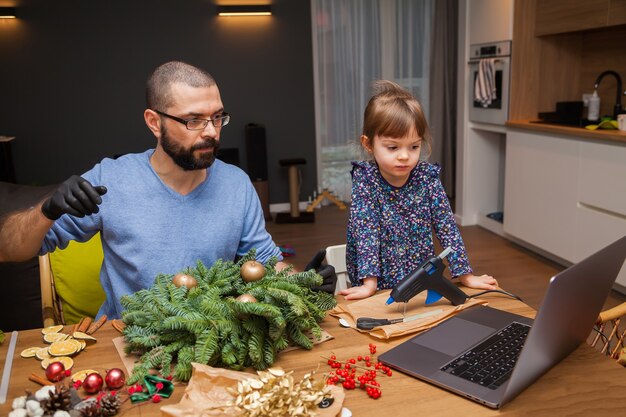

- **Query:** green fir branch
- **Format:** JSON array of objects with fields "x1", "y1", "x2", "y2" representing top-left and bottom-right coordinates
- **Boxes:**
[{"x1": 121, "y1": 251, "x2": 335, "y2": 382}]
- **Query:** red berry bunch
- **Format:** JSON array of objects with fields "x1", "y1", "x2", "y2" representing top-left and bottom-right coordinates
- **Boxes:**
[
  {"x1": 323, "y1": 343, "x2": 390, "y2": 399},
  {"x1": 127, "y1": 383, "x2": 144, "y2": 395}
]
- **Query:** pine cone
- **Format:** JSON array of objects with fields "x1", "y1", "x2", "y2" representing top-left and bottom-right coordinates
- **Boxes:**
[
  {"x1": 79, "y1": 402, "x2": 102, "y2": 417},
  {"x1": 41, "y1": 384, "x2": 72, "y2": 414},
  {"x1": 99, "y1": 392, "x2": 121, "y2": 416}
]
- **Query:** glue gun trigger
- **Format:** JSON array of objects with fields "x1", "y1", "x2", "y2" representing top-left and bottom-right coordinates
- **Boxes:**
[{"x1": 425, "y1": 290, "x2": 443, "y2": 305}]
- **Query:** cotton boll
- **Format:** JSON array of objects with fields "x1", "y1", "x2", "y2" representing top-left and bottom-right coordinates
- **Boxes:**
[
  {"x1": 53, "y1": 411, "x2": 71, "y2": 417},
  {"x1": 25, "y1": 400, "x2": 43, "y2": 416},
  {"x1": 12, "y1": 395, "x2": 27, "y2": 409},
  {"x1": 34, "y1": 385, "x2": 55, "y2": 401},
  {"x1": 8, "y1": 409, "x2": 28, "y2": 417}
]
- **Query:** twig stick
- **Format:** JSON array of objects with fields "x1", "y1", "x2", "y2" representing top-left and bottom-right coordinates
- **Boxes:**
[
  {"x1": 29, "y1": 373, "x2": 53, "y2": 386},
  {"x1": 86, "y1": 315, "x2": 108, "y2": 335},
  {"x1": 77, "y1": 317, "x2": 92, "y2": 334},
  {"x1": 111, "y1": 320, "x2": 126, "y2": 334},
  {"x1": 72, "y1": 318, "x2": 84, "y2": 334}
]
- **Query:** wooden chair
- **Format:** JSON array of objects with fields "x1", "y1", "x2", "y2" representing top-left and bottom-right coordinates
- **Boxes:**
[
  {"x1": 590, "y1": 301, "x2": 626, "y2": 366},
  {"x1": 39, "y1": 233, "x2": 106, "y2": 327},
  {"x1": 39, "y1": 253, "x2": 62, "y2": 328},
  {"x1": 325, "y1": 244, "x2": 349, "y2": 294}
]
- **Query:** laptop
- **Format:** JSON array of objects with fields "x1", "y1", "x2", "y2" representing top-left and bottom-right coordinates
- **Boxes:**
[{"x1": 379, "y1": 235, "x2": 626, "y2": 409}]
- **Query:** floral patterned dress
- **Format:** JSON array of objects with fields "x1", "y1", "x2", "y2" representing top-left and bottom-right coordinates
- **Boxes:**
[{"x1": 346, "y1": 160, "x2": 472, "y2": 289}]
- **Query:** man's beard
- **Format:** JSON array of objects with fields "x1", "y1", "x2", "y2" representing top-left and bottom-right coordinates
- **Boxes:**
[{"x1": 160, "y1": 126, "x2": 220, "y2": 171}]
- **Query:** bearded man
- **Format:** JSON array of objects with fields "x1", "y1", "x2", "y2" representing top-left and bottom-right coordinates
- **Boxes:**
[{"x1": 0, "y1": 61, "x2": 328, "y2": 319}]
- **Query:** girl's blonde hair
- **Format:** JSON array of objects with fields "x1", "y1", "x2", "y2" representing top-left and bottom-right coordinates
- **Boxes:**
[{"x1": 361, "y1": 80, "x2": 432, "y2": 157}]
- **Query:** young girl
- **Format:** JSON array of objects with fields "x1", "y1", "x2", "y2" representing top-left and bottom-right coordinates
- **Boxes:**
[{"x1": 340, "y1": 80, "x2": 497, "y2": 300}]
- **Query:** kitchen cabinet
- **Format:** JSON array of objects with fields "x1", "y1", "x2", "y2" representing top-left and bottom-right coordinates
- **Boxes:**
[
  {"x1": 504, "y1": 129, "x2": 626, "y2": 288},
  {"x1": 535, "y1": 0, "x2": 626, "y2": 36},
  {"x1": 504, "y1": 130, "x2": 579, "y2": 262},
  {"x1": 608, "y1": 0, "x2": 626, "y2": 26},
  {"x1": 468, "y1": 0, "x2": 514, "y2": 44}
]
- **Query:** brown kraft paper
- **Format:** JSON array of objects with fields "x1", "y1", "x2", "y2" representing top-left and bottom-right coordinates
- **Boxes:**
[{"x1": 329, "y1": 289, "x2": 488, "y2": 339}]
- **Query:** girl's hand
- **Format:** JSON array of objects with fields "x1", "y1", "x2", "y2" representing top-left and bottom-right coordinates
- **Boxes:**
[
  {"x1": 339, "y1": 277, "x2": 377, "y2": 300},
  {"x1": 458, "y1": 273, "x2": 498, "y2": 290}
]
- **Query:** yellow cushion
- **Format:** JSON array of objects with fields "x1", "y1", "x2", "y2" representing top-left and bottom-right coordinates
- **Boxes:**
[{"x1": 50, "y1": 233, "x2": 105, "y2": 324}]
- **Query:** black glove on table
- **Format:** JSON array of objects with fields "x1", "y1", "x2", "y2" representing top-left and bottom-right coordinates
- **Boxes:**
[
  {"x1": 305, "y1": 249, "x2": 338, "y2": 294},
  {"x1": 41, "y1": 175, "x2": 107, "y2": 220}
]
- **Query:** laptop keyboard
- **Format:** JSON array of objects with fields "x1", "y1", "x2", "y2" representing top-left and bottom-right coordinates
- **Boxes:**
[{"x1": 440, "y1": 321, "x2": 531, "y2": 390}]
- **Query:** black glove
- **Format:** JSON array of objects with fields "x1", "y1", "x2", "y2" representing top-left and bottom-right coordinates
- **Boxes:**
[
  {"x1": 41, "y1": 175, "x2": 107, "y2": 220},
  {"x1": 305, "y1": 249, "x2": 338, "y2": 294}
]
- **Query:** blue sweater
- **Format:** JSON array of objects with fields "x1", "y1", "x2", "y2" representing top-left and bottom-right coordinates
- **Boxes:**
[{"x1": 41, "y1": 150, "x2": 282, "y2": 319}]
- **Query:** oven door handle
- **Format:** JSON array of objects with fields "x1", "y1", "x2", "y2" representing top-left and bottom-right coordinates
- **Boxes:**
[{"x1": 468, "y1": 58, "x2": 506, "y2": 65}]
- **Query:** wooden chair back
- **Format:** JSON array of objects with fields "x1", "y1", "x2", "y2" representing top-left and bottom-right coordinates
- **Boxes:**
[
  {"x1": 325, "y1": 244, "x2": 349, "y2": 294},
  {"x1": 590, "y1": 301, "x2": 626, "y2": 365}
]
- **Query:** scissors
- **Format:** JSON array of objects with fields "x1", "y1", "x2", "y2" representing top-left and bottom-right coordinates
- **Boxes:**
[{"x1": 356, "y1": 309, "x2": 443, "y2": 331}]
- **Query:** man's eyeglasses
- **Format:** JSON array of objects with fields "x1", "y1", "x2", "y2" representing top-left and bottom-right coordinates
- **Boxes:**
[{"x1": 154, "y1": 110, "x2": 230, "y2": 130}]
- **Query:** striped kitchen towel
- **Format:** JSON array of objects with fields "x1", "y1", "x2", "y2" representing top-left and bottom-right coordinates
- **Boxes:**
[{"x1": 474, "y1": 58, "x2": 497, "y2": 107}]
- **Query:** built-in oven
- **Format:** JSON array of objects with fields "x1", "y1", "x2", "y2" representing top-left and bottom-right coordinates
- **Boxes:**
[{"x1": 468, "y1": 41, "x2": 511, "y2": 125}]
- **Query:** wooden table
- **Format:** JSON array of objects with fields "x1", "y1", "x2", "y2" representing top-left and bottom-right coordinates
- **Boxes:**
[{"x1": 2, "y1": 293, "x2": 626, "y2": 416}]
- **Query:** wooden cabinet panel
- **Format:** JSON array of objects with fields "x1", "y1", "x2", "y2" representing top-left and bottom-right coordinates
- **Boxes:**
[
  {"x1": 504, "y1": 130, "x2": 579, "y2": 262},
  {"x1": 608, "y1": 0, "x2": 626, "y2": 26},
  {"x1": 536, "y1": 0, "x2": 609, "y2": 36}
]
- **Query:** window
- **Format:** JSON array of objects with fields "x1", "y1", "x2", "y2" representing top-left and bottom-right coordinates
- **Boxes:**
[{"x1": 311, "y1": 0, "x2": 433, "y2": 202}]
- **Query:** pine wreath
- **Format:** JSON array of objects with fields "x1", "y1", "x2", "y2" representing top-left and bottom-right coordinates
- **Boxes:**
[{"x1": 121, "y1": 250, "x2": 337, "y2": 384}]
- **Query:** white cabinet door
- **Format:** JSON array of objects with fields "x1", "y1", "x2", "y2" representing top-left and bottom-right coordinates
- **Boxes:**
[
  {"x1": 578, "y1": 141, "x2": 626, "y2": 218},
  {"x1": 468, "y1": 0, "x2": 514, "y2": 44},
  {"x1": 576, "y1": 141, "x2": 626, "y2": 287},
  {"x1": 504, "y1": 130, "x2": 579, "y2": 262}
]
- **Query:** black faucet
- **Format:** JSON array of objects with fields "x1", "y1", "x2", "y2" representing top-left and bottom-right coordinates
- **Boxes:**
[{"x1": 593, "y1": 70, "x2": 622, "y2": 119}]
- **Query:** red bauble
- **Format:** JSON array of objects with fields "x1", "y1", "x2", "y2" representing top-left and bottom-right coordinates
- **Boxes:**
[
  {"x1": 105, "y1": 368, "x2": 126, "y2": 390},
  {"x1": 83, "y1": 372, "x2": 104, "y2": 394},
  {"x1": 45, "y1": 362, "x2": 66, "y2": 382}
]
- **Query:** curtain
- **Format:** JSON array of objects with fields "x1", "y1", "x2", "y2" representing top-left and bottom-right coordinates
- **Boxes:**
[
  {"x1": 311, "y1": 0, "x2": 433, "y2": 202},
  {"x1": 428, "y1": 0, "x2": 458, "y2": 197}
]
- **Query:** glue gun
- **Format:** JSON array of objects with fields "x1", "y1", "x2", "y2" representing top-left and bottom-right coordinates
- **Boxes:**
[{"x1": 385, "y1": 247, "x2": 468, "y2": 306}]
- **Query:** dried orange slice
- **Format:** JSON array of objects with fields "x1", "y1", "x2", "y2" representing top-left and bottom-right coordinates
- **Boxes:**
[
  {"x1": 77, "y1": 340, "x2": 87, "y2": 351},
  {"x1": 71, "y1": 369, "x2": 99, "y2": 382},
  {"x1": 20, "y1": 347, "x2": 43, "y2": 358},
  {"x1": 35, "y1": 347, "x2": 51, "y2": 360},
  {"x1": 41, "y1": 325, "x2": 64, "y2": 335},
  {"x1": 41, "y1": 356, "x2": 74, "y2": 370},
  {"x1": 72, "y1": 332, "x2": 97, "y2": 341},
  {"x1": 65, "y1": 338, "x2": 83, "y2": 352},
  {"x1": 48, "y1": 340, "x2": 79, "y2": 356},
  {"x1": 44, "y1": 332, "x2": 68, "y2": 343}
]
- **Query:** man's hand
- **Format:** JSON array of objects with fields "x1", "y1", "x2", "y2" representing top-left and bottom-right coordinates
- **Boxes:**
[
  {"x1": 41, "y1": 175, "x2": 107, "y2": 220},
  {"x1": 305, "y1": 249, "x2": 338, "y2": 294}
]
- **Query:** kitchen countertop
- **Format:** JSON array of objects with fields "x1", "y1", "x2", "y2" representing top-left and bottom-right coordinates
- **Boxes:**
[{"x1": 506, "y1": 120, "x2": 626, "y2": 145}]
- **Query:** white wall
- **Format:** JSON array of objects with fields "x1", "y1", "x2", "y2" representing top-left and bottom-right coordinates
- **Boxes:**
[{"x1": 455, "y1": 0, "x2": 514, "y2": 227}]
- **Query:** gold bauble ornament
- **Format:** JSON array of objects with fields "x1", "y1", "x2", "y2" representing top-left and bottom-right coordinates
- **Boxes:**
[
  {"x1": 236, "y1": 294, "x2": 258, "y2": 303},
  {"x1": 240, "y1": 260, "x2": 266, "y2": 282},
  {"x1": 172, "y1": 273, "x2": 198, "y2": 289}
]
